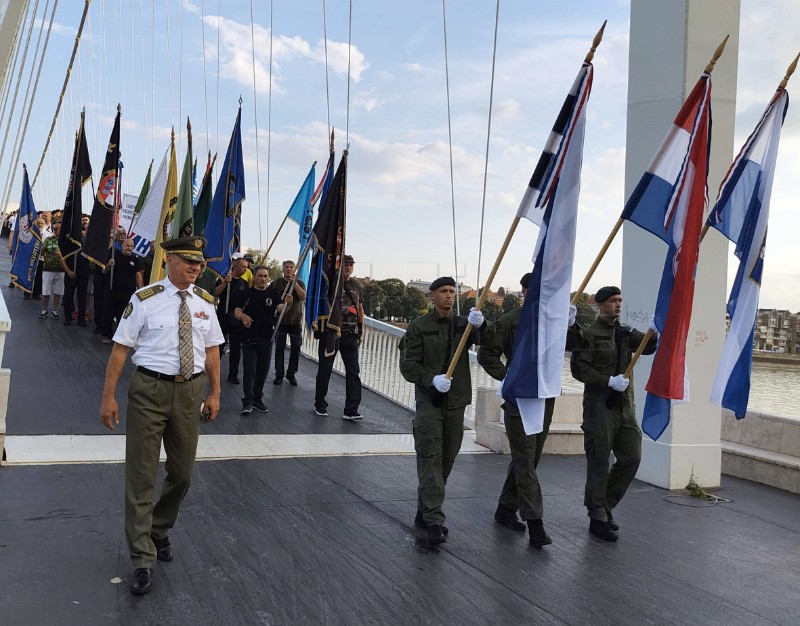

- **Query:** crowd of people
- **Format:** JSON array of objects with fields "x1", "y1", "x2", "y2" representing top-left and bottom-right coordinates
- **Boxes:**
[
  {"x1": 5, "y1": 214, "x2": 366, "y2": 421},
  {"x1": 5, "y1": 219, "x2": 655, "y2": 596}
]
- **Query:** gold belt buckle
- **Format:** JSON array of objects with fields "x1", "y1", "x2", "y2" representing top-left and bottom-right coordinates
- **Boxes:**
[{"x1": 175, "y1": 375, "x2": 186, "y2": 383}]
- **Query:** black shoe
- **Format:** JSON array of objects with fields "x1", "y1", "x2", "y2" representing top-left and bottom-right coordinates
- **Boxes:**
[
  {"x1": 130, "y1": 568, "x2": 152, "y2": 595},
  {"x1": 154, "y1": 537, "x2": 173, "y2": 562},
  {"x1": 427, "y1": 525, "x2": 447, "y2": 546},
  {"x1": 606, "y1": 510, "x2": 619, "y2": 531},
  {"x1": 273, "y1": 377, "x2": 283, "y2": 385},
  {"x1": 253, "y1": 400, "x2": 269, "y2": 413},
  {"x1": 414, "y1": 510, "x2": 449, "y2": 535},
  {"x1": 314, "y1": 407, "x2": 328, "y2": 416},
  {"x1": 527, "y1": 519, "x2": 552, "y2": 548},
  {"x1": 589, "y1": 519, "x2": 618, "y2": 542},
  {"x1": 287, "y1": 375, "x2": 298, "y2": 386},
  {"x1": 227, "y1": 376, "x2": 240, "y2": 385},
  {"x1": 241, "y1": 405, "x2": 253, "y2": 415},
  {"x1": 494, "y1": 504, "x2": 526, "y2": 531}
]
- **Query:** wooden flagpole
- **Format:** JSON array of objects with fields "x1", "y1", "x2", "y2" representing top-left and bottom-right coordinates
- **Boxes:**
[
  {"x1": 444, "y1": 22, "x2": 607, "y2": 379},
  {"x1": 570, "y1": 35, "x2": 730, "y2": 307}
]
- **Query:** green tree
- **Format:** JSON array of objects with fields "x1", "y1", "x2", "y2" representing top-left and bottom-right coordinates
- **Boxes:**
[
  {"x1": 362, "y1": 281, "x2": 386, "y2": 318},
  {"x1": 502, "y1": 293, "x2": 522, "y2": 314},
  {"x1": 244, "y1": 248, "x2": 282, "y2": 280},
  {"x1": 378, "y1": 278, "x2": 407, "y2": 319},
  {"x1": 402, "y1": 286, "x2": 428, "y2": 321},
  {"x1": 571, "y1": 291, "x2": 596, "y2": 327}
]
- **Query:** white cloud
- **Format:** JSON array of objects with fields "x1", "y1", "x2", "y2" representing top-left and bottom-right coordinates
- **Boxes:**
[{"x1": 202, "y1": 16, "x2": 368, "y2": 96}]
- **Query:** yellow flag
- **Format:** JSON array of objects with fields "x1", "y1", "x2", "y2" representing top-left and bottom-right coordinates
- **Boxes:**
[{"x1": 150, "y1": 129, "x2": 178, "y2": 283}]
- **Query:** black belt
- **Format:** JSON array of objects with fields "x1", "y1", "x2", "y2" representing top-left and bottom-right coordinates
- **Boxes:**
[{"x1": 137, "y1": 366, "x2": 203, "y2": 383}]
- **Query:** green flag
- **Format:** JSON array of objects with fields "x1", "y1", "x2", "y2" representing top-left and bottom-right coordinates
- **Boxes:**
[
  {"x1": 171, "y1": 117, "x2": 194, "y2": 238},
  {"x1": 133, "y1": 159, "x2": 153, "y2": 217}
]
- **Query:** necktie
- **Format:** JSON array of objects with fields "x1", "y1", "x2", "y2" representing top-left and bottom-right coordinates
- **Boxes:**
[{"x1": 178, "y1": 290, "x2": 194, "y2": 379}]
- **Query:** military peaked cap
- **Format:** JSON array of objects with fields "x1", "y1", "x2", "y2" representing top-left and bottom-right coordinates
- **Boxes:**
[{"x1": 160, "y1": 235, "x2": 207, "y2": 262}]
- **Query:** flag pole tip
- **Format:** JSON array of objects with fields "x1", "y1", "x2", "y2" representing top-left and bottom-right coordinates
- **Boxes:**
[
  {"x1": 779, "y1": 51, "x2": 800, "y2": 89},
  {"x1": 117, "y1": 103, "x2": 121, "y2": 112},
  {"x1": 584, "y1": 20, "x2": 607, "y2": 64},
  {"x1": 704, "y1": 34, "x2": 730, "y2": 74}
]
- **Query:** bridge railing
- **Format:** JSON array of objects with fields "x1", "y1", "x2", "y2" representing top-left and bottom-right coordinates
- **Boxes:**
[{"x1": 300, "y1": 316, "x2": 499, "y2": 428}]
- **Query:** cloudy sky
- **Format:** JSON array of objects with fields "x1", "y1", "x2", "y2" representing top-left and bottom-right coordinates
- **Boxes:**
[{"x1": 3, "y1": 0, "x2": 799, "y2": 310}]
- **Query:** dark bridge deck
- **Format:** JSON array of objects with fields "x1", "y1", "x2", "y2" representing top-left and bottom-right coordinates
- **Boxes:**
[{"x1": 1, "y1": 254, "x2": 799, "y2": 625}]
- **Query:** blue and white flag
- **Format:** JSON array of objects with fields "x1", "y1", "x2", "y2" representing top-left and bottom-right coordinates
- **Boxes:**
[
  {"x1": 286, "y1": 163, "x2": 316, "y2": 287},
  {"x1": 10, "y1": 166, "x2": 42, "y2": 293},
  {"x1": 502, "y1": 62, "x2": 593, "y2": 435},
  {"x1": 707, "y1": 89, "x2": 788, "y2": 418}
]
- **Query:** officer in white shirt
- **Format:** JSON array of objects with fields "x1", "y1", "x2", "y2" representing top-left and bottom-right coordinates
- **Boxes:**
[{"x1": 99, "y1": 235, "x2": 224, "y2": 596}]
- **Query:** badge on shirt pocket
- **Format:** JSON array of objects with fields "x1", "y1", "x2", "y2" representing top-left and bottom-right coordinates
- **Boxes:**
[{"x1": 194, "y1": 311, "x2": 209, "y2": 320}]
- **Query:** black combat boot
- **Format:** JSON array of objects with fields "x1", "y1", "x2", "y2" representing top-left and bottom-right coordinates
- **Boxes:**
[
  {"x1": 494, "y1": 503, "x2": 526, "y2": 531},
  {"x1": 527, "y1": 519, "x2": 552, "y2": 548},
  {"x1": 427, "y1": 525, "x2": 446, "y2": 546},
  {"x1": 589, "y1": 519, "x2": 618, "y2": 542},
  {"x1": 605, "y1": 509, "x2": 619, "y2": 531}
]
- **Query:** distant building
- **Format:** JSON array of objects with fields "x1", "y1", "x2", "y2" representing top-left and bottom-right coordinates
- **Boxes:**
[
  {"x1": 407, "y1": 279, "x2": 432, "y2": 292},
  {"x1": 406, "y1": 279, "x2": 473, "y2": 298},
  {"x1": 752, "y1": 309, "x2": 800, "y2": 354}
]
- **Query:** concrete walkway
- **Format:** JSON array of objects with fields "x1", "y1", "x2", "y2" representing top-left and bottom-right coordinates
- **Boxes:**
[{"x1": 1, "y1": 253, "x2": 799, "y2": 624}]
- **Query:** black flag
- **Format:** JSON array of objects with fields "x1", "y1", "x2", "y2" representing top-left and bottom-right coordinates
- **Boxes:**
[
  {"x1": 310, "y1": 150, "x2": 348, "y2": 356},
  {"x1": 59, "y1": 111, "x2": 92, "y2": 260},
  {"x1": 82, "y1": 107, "x2": 121, "y2": 267}
]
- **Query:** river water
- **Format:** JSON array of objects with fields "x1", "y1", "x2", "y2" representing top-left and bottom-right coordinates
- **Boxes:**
[{"x1": 559, "y1": 358, "x2": 799, "y2": 420}]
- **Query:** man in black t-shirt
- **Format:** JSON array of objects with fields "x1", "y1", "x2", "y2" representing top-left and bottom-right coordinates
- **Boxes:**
[
  {"x1": 101, "y1": 238, "x2": 144, "y2": 343},
  {"x1": 217, "y1": 257, "x2": 249, "y2": 384},
  {"x1": 233, "y1": 266, "x2": 290, "y2": 414}
]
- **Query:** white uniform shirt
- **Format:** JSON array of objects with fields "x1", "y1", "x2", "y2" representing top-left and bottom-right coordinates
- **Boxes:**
[{"x1": 113, "y1": 277, "x2": 224, "y2": 374}]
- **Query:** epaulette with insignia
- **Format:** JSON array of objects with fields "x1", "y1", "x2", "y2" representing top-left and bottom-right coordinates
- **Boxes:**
[
  {"x1": 136, "y1": 284, "x2": 165, "y2": 301},
  {"x1": 122, "y1": 302, "x2": 134, "y2": 319},
  {"x1": 193, "y1": 285, "x2": 215, "y2": 304}
]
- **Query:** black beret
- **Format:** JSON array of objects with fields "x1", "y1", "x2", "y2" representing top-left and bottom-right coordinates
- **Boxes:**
[
  {"x1": 160, "y1": 235, "x2": 207, "y2": 262},
  {"x1": 520, "y1": 272, "x2": 532, "y2": 288},
  {"x1": 594, "y1": 286, "x2": 621, "y2": 303},
  {"x1": 430, "y1": 276, "x2": 456, "y2": 292}
]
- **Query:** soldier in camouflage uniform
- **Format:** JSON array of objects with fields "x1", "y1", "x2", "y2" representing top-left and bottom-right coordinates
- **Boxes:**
[
  {"x1": 399, "y1": 276, "x2": 487, "y2": 546},
  {"x1": 478, "y1": 272, "x2": 583, "y2": 548},
  {"x1": 570, "y1": 286, "x2": 657, "y2": 542}
]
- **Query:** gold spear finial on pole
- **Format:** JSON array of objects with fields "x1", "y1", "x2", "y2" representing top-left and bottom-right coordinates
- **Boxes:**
[
  {"x1": 779, "y1": 51, "x2": 800, "y2": 90},
  {"x1": 171, "y1": 126, "x2": 175, "y2": 144},
  {"x1": 330, "y1": 127, "x2": 335, "y2": 152},
  {"x1": 704, "y1": 34, "x2": 729, "y2": 74},
  {"x1": 584, "y1": 20, "x2": 607, "y2": 64}
]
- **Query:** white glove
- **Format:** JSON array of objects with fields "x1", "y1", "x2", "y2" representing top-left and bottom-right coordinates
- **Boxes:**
[
  {"x1": 648, "y1": 316, "x2": 658, "y2": 334},
  {"x1": 467, "y1": 307, "x2": 484, "y2": 328},
  {"x1": 568, "y1": 304, "x2": 577, "y2": 326},
  {"x1": 607, "y1": 375, "x2": 630, "y2": 392},
  {"x1": 432, "y1": 374, "x2": 451, "y2": 393}
]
